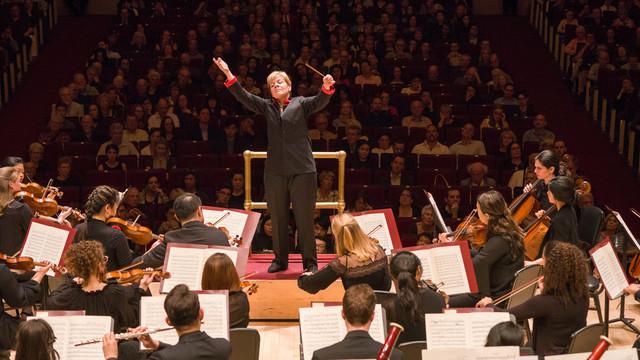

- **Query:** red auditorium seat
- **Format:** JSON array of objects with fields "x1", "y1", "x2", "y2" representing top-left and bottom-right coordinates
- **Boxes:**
[
  {"x1": 219, "y1": 154, "x2": 244, "y2": 169},
  {"x1": 345, "y1": 184, "x2": 385, "y2": 208},
  {"x1": 63, "y1": 142, "x2": 99, "y2": 156},
  {"x1": 345, "y1": 168, "x2": 372, "y2": 186},
  {"x1": 85, "y1": 170, "x2": 126, "y2": 189},
  {"x1": 176, "y1": 140, "x2": 212, "y2": 155},
  {"x1": 414, "y1": 168, "x2": 457, "y2": 187},
  {"x1": 396, "y1": 217, "x2": 418, "y2": 236},
  {"x1": 126, "y1": 169, "x2": 168, "y2": 190},
  {"x1": 177, "y1": 154, "x2": 218, "y2": 169},
  {"x1": 70, "y1": 155, "x2": 97, "y2": 173},
  {"x1": 458, "y1": 155, "x2": 496, "y2": 170},
  {"x1": 417, "y1": 154, "x2": 457, "y2": 169},
  {"x1": 196, "y1": 168, "x2": 234, "y2": 187}
]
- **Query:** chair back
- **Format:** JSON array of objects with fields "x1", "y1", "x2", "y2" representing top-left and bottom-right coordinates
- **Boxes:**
[
  {"x1": 567, "y1": 323, "x2": 605, "y2": 354},
  {"x1": 398, "y1": 341, "x2": 426, "y2": 360},
  {"x1": 230, "y1": 328, "x2": 260, "y2": 360},
  {"x1": 578, "y1": 205, "x2": 604, "y2": 248},
  {"x1": 374, "y1": 290, "x2": 396, "y2": 305},
  {"x1": 506, "y1": 264, "x2": 543, "y2": 310}
]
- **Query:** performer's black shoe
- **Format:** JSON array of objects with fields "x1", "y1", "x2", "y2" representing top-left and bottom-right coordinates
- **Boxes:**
[
  {"x1": 306, "y1": 264, "x2": 318, "y2": 273},
  {"x1": 268, "y1": 260, "x2": 288, "y2": 273}
]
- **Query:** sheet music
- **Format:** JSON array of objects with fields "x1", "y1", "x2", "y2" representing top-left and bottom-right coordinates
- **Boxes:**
[
  {"x1": 201, "y1": 209, "x2": 248, "y2": 240},
  {"x1": 299, "y1": 304, "x2": 385, "y2": 360},
  {"x1": 353, "y1": 212, "x2": 394, "y2": 254},
  {"x1": 31, "y1": 315, "x2": 112, "y2": 360},
  {"x1": 545, "y1": 348, "x2": 638, "y2": 359},
  {"x1": 410, "y1": 246, "x2": 471, "y2": 295},
  {"x1": 422, "y1": 347, "x2": 520, "y2": 360},
  {"x1": 591, "y1": 241, "x2": 629, "y2": 299},
  {"x1": 425, "y1": 313, "x2": 511, "y2": 349},
  {"x1": 21, "y1": 221, "x2": 70, "y2": 276},
  {"x1": 161, "y1": 246, "x2": 239, "y2": 292},
  {"x1": 140, "y1": 293, "x2": 229, "y2": 350}
]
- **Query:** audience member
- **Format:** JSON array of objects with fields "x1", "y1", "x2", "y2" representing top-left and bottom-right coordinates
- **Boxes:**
[
  {"x1": 449, "y1": 123, "x2": 487, "y2": 155},
  {"x1": 97, "y1": 122, "x2": 139, "y2": 157},
  {"x1": 411, "y1": 124, "x2": 451, "y2": 155},
  {"x1": 460, "y1": 162, "x2": 497, "y2": 187},
  {"x1": 522, "y1": 114, "x2": 556, "y2": 145},
  {"x1": 377, "y1": 155, "x2": 413, "y2": 187}
]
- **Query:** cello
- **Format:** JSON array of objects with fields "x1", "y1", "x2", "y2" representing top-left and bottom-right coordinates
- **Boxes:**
[
  {"x1": 508, "y1": 179, "x2": 542, "y2": 226},
  {"x1": 522, "y1": 206, "x2": 555, "y2": 261}
]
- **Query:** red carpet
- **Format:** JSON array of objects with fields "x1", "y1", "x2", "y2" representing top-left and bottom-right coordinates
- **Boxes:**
[
  {"x1": 0, "y1": 15, "x2": 112, "y2": 156},
  {"x1": 246, "y1": 254, "x2": 337, "y2": 280},
  {"x1": 478, "y1": 15, "x2": 640, "y2": 232}
]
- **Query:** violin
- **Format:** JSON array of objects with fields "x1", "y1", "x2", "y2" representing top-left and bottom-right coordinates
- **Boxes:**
[
  {"x1": 105, "y1": 269, "x2": 170, "y2": 284},
  {"x1": 447, "y1": 210, "x2": 487, "y2": 249},
  {"x1": 20, "y1": 182, "x2": 63, "y2": 199},
  {"x1": 522, "y1": 206, "x2": 555, "y2": 261},
  {"x1": 0, "y1": 252, "x2": 67, "y2": 274},
  {"x1": 240, "y1": 280, "x2": 258, "y2": 295},
  {"x1": 421, "y1": 279, "x2": 449, "y2": 307},
  {"x1": 15, "y1": 191, "x2": 85, "y2": 220},
  {"x1": 107, "y1": 217, "x2": 162, "y2": 246}
]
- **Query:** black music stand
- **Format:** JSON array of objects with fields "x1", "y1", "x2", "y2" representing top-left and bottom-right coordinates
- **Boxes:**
[{"x1": 603, "y1": 213, "x2": 640, "y2": 336}]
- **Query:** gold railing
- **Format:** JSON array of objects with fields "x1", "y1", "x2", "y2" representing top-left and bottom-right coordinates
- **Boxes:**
[{"x1": 242, "y1": 150, "x2": 347, "y2": 213}]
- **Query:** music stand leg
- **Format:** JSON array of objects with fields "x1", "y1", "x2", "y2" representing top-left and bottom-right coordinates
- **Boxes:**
[{"x1": 604, "y1": 294, "x2": 640, "y2": 335}]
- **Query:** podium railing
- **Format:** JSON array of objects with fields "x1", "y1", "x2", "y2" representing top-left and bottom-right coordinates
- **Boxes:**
[{"x1": 242, "y1": 150, "x2": 347, "y2": 213}]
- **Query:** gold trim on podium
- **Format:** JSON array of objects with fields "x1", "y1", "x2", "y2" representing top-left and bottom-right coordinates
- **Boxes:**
[{"x1": 242, "y1": 150, "x2": 347, "y2": 213}]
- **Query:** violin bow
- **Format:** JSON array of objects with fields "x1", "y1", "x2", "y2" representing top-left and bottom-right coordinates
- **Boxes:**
[
  {"x1": 451, "y1": 209, "x2": 477, "y2": 243},
  {"x1": 630, "y1": 208, "x2": 640, "y2": 219},
  {"x1": 241, "y1": 270, "x2": 259, "y2": 280},
  {"x1": 115, "y1": 260, "x2": 144, "y2": 272}
]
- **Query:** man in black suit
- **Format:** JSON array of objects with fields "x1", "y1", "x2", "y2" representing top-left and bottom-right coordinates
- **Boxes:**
[
  {"x1": 312, "y1": 284, "x2": 403, "y2": 360},
  {"x1": 102, "y1": 284, "x2": 231, "y2": 360},
  {"x1": 134, "y1": 193, "x2": 229, "y2": 268}
]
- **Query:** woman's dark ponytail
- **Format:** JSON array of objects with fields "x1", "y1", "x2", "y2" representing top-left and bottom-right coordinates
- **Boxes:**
[{"x1": 390, "y1": 252, "x2": 422, "y2": 323}]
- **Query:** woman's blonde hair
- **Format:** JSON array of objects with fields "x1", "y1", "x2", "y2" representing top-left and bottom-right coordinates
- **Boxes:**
[
  {"x1": 332, "y1": 213, "x2": 379, "y2": 261},
  {"x1": 266, "y1": 71, "x2": 292, "y2": 95},
  {"x1": 0, "y1": 166, "x2": 18, "y2": 216}
]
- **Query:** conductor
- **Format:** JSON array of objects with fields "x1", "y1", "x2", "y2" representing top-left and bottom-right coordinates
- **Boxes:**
[{"x1": 213, "y1": 58, "x2": 335, "y2": 273}]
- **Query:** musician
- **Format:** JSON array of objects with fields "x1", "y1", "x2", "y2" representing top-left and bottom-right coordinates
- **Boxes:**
[
  {"x1": 73, "y1": 185, "x2": 133, "y2": 271},
  {"x1": 485, "y1": 321, "x2": 524, "y2": 347},
  {"x1": 214, "y1": 57, "x2": 335, "y2": 273},
  {"x1": 1, "y1": 156, "x2": 24, "y2": 182},
  {"x1": 311, "y1": 284, "x2": 403, "y2": 360},
  {"x1": 298, "y1": 213, "x2": 391, "y2": 294},
  {"x1": 525, "y1": 150, "x2": 560, "y2": 212},
  {"x1": 201, "y1": 253, "x2": 250, "y2": 328},
  {"x1": 537, "y1": 176, "x2": 579, "y2": 256},
  {"x1": 135, "y1": 193, "x2": 229, "y2": 269},
  {"x1": 0, "y1": 167, "x2": 33, "y2": 255},
  {"x1": 442, "y1": 191, "x2": 524, "y2": 308},
  {"x1": 0, "y1": 262, "x2": 48, "y2": 357},
  {"x1": 14, "y1": 318, "x2": 59, "y2": 360},
  {"x1": 45, "y1": 241, "x2": 153, "y2": 333},
  {"x1": 477, "y1": 241, "x2": 589, "y2": 356},
  {"x1": 380, "y1": 252, "x2": 445, "y2": 344},
  {"x1": 103, "y1": 284, "x2": 231, "y2": 360}
]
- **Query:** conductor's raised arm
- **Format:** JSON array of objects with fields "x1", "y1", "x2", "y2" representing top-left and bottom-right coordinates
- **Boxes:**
[
  {"x1": 213, "y1": 57, "x2": 269, "y2": 114},
  {"x1": 300, "y1": 74, "x2": 336, "y2": 117}
]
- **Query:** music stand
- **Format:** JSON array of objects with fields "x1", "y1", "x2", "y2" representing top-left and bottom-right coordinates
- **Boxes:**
[{"x1": 603, "y1": 211, "x2": 640, "y2": 336}]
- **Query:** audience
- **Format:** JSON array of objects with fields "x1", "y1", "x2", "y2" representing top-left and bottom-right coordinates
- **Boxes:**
[{"x1": 449, "y1": 123, "x2": 487, "y2": 155}]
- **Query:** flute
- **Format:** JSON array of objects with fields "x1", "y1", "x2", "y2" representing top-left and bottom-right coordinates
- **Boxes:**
[
  {"x1": 209, "y1": 211, "x2": 231, "y2": 227},
  {"x1": 74, "y1": 326, "x2": 176, "y2": 346}
]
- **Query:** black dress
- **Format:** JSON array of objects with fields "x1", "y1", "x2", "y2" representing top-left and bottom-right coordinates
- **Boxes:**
[
  {"x1": 73, "y1": 217, "x2": 133, "y2": 271},
  {"x1": 380, "y1": 288, "x2": 444, "y2": 344},
  {"x1": 0, "y1": 264, "x2": 41, "y2": 350},
  {"x1": 0, "y1": 200, "x2": 33, "y2": 255},
  {"x1": 449, "y1": 235, "x2": 524, "y2": 308},
  {"x1": 298, "y1": 246, "x2": 391, "y2": 294},
  {"x1": 44, "y1": 281, "x2": 148, "y2": 333},
  {"x1": 538, "y1": 203, "x2": 579, "y2": 257}
]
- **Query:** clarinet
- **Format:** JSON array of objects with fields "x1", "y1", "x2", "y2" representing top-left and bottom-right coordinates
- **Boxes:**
[
  {"x1": 376, "y1": 322, "x2": 404, "y2": 360},
  {"x1": 586, "y1": 335, "x2": 613, "y2": 360}
]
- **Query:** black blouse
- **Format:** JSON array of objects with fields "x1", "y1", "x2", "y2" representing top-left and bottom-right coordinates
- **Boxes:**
[
  {"x1": 229, "y1": 290, "x2": 250, "y2": 329},
  {"x1": 473, "y1": 235, "x2": 524, "y2": 298},
  {"x1": 539, "y1": 204, "x2": 579, "y2": 257},
  {"x1": 44, "y1": 281, "x2": 148, "y2": 333},
  {"x1": 0, "y1": 264, "x2": 41, "y2": 350},
  {"x1": 298, "y1": 246, "x2": 391, "y2": 294},
  {"x1": 380, "y1": 288, "x2": 444, "y2": 344},
  {"x1": 0, "y1": 200, "x2": 33, "y2": 255},
  {"x1": 73, "y1": 217, "x2": 133, "y2": 271}
]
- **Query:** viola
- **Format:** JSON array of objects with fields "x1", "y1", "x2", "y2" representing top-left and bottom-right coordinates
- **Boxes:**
[
  {"x1": 15, "y1": 191, "x2": 85, "y2": 220},
  {"x1": 0, "y1": 252, "x2": 67, "y2": 274},
  {"x1": 105, "y1": 269, "x2": 170, "y2": 284},
  {"x1": 106, "y1": 217, "x2": 162, "y2": 246}
]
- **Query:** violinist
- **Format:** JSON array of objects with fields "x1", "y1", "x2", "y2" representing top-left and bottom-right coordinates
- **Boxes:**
[
  {"x1": 476, "y1": 242, "x2": 589, "y2": 356},
  {"x1": 73, "y1": 185, "x2": 133, "y2": 271},
  {"x1": 441, "y1": 191, "x2": 524, "y2": 308},
  {"x1": 380, "y1": 252, "x2": 444, "y2": 344},
  {"x1": 0, "y1": 260, "x2": 49, "y2": 357},
  {"x1": 44, "y1": 241, "x2": 152, "y2": 333},
  {"x1": 0, "y1": 167, "x2": 33, "y2": 255},
  {"x1": 135, "y1": 193, "x2": 229, "y2": 269},
  {"x1": 201, "y1": 253, "x2": 250, "y2": 329},
  {"x1": 1, "y1": 156, "x2": 25, "y2": 182}
]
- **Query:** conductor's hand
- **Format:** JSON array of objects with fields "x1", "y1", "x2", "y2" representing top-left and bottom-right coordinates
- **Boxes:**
[
  {"x1": 322, "y1": 74, "x2": 335, "y2": 91},
  {"x1": 213, "y1": 57, "x2": 233, "y2": 79}
]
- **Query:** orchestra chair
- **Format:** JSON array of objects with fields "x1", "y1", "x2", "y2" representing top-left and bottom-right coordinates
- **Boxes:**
[
  {"x1": 578, "y1": 205, "x2": 604, "y2": 323},
  {"x1": 566, "y1": 323, "x2": 605, "y2": 354},
  {"x1": 507, "y1": 264, "x2": 543, "y2": 342},
  {"x1": 397, "y1": 340, "x2": 426, "y2": 360},
  {"x1": 373, "y1": 291, "x2": 396, "y2": 307},
  {"x1": 229, "y1": 328, "x2": 260, "y2": 360}
]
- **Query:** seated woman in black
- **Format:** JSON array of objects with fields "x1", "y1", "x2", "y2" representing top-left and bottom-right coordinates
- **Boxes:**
[
  {"x1": 44, "y1": 240, "x2": 152, "y2": 333},
  {"x1": 442, "y1": 190, "x2": 525, "y2": 308},
  {"x1": 380, "y1": 251, "x2": 444, "y2": 344},
  {"x1": 73, "y1": 185, "x2": 132, "y2": 271},
  {"x1": 0, "y1": 166, "x2": 33, "y2": 255},
  {"x1": 525, "y1": 150, "x2": 560, "y2": 215},
  {"x1": 201, "y1": 253, "x2": 250, "y2": 329},
  {"x1": 477, "y1": 241, "x2": 589, "y2": 356},
  {"x1": 543, "y1": 176, "x2": 579, "y2": 246},
  {"x1": 298, "y1": 213, "x2": 390, "y2": 294}
]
